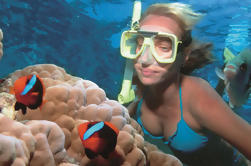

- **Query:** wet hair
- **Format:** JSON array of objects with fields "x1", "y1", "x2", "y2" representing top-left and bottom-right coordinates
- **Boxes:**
[
  {"x1": 139, "y1": 3, "x2": 214, "y2": 74},
  {"x1": 140, "y1": 3, "x2": 203, "y2": 31},
  {"x1": 181, "y1": 40, "x2": 215, "y2": 74}
]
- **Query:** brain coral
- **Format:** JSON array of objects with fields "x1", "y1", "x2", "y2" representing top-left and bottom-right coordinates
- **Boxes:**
[{"x1": 0, "y1": 64, "x2": 182, "y2": 166}]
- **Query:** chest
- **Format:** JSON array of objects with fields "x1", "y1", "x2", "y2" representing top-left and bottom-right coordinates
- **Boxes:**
[
  {"x1": 139, "y1": 101, "x2": 179, "y2": 137},
  {"x1": 139, "y1": 100, "x2": 201, "y2": 139}
]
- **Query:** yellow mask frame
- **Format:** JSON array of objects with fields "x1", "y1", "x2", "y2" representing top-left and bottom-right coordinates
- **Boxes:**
[{"x1": 120, "y1": 30, "x2": 182, "y2": 63}]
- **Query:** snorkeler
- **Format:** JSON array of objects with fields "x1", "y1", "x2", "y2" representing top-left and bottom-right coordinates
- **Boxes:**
[{"x1": 119, "y1": 2, "x2": 251, "y2": 166}]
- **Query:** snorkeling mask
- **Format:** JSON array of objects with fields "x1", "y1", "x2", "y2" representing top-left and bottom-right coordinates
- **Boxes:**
[{"x1": 120, "y1": 30, "x2": 182, "y2": 63}]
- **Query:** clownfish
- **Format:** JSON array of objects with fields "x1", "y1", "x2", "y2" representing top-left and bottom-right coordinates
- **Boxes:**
[
  {"x1": 78, "y1": 121, "x2": 119, "y2": 159},
  {"x1": 10, "y1": 74, "x2": 45, "y2": 114}
]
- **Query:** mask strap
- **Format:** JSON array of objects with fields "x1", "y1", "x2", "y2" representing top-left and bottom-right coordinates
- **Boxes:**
[{"x1": 181, "y1": 30, "x2": 192, "y2": 48}]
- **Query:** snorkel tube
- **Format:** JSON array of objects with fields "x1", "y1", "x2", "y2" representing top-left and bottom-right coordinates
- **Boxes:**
[{"x1": 118, "y1": 1, "x2": 141, "y2": 104}]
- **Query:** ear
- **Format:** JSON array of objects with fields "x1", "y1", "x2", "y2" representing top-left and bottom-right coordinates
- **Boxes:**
[
  {"x1": 183, "y1": 47, "x2": 191, "y2": 62},
  {"x1": 185, "y1": 55, "x2": 189, "y2": 62}
]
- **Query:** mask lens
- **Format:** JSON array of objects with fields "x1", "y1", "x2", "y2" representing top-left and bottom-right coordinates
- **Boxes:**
[
  {"x1": 136, "y1": 35, "x2": 144, "y2": 53},
  {"x1": 121, "y1": 31, "x2": 144, "y2": 59},
  {"x1": 152, "y1": 35, "x2": 174, "y2": 62}
]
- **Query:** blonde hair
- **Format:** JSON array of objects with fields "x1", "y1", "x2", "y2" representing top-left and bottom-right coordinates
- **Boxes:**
[
  {"x1": 140, "y1": 3, "x2": 203, "y2": 31},
  {"x1": 138, "y1": 3, "x2": 214, "y2": 74}
]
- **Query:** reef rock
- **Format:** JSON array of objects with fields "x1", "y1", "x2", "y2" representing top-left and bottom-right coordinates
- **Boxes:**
[
  {"x1": 0, "y1": 92, "x2": 16, "y2": 119},
  {"x1": 0, "y1": 64, "x2": 182, "y2": 166}
]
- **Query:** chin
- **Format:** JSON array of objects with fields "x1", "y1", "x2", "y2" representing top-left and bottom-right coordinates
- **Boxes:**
[{"x1": 139, "y1": 76, "x2": 161, "y2": 86}]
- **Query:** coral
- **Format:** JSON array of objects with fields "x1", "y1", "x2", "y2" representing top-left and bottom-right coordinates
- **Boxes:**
[
  {"x1": 0, "y1": 134, "x2": 28, "y2": 166},
  {"x1": 0, "y1": 92, "x2": 16, "y2": 119},
  {"x1": 0, "y1": 64, "x2": 182, "y2": 166}
]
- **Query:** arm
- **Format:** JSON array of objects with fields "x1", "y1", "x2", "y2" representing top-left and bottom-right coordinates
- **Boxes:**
[{"x1": 191, "y1": 78, "x2": 251, "y2": 160}]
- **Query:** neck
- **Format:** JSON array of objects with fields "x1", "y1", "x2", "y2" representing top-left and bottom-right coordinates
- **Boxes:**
[{"x1": 143, "y1": 73, "x2": 182, "y2": 109}]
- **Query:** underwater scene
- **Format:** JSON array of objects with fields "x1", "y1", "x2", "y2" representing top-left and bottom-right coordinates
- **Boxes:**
[{"x1": 0, "y1": 0, "x2": 250, "y2": 166}]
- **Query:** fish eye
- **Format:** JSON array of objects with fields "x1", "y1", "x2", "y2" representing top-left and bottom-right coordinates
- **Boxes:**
[{"x1": 239, "y1": 63, "x2": 247, "y2": 72}]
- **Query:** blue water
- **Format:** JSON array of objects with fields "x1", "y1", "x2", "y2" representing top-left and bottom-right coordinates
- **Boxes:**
[{"x1": 0, "y1": 0, "x2": 250, "y2": 123}]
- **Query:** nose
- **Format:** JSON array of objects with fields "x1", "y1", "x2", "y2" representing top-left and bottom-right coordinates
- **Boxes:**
[{"x1": 137, "y1": 46, "x2": 155, "y2": 66}]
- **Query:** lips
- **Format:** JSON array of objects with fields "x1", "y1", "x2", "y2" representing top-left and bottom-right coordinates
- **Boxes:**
[{"x1": 141, "y1": 68, "x2": 156, "y2": 76}]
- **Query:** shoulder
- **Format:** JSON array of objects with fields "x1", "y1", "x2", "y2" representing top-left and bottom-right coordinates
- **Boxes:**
[
  {"x1": 182, "y1": 75, "x2": 215, "y2": 97},
  {"x1": 181, "y1": 75, "x2": 228, "y2": 122}
]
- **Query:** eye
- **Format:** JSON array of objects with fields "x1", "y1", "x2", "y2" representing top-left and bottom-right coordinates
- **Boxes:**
[
  {"x1": 239, "y1": 63, "x2": 247, "y2": 72},
  {"x1": 159, "y1": 45, "x2": 171, "y2": 52},
  {"x1": 154, "y1": 37, "x2": 172, "y2": 53}
]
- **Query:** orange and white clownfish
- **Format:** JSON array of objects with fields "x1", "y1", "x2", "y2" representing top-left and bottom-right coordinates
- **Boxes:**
[
  {"x1": 78, "y1": 121, "x2": 119, "y2": 159},
  {"x1": 10, "y1": 74, "x2": 45, "y2": 114}
]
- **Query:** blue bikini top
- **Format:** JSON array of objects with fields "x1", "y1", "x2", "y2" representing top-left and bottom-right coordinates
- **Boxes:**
[{"x1": 136, "y1": 86, "x2": 209, "y2": 153}]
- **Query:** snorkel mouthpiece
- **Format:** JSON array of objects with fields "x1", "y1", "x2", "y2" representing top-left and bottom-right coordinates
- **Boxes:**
[
  {"x1": 118, "y1": 80, "x2": 136, "y2": 104},
  {"x1": 118, "y1": 0, "x2": 141, "y2": 104}
]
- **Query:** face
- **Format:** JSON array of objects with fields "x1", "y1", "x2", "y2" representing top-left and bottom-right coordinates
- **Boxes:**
[{"x1": 134, "y1": 14, "x2": 183, "y2": 85}]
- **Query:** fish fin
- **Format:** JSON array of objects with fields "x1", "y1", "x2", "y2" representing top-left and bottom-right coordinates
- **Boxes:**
[
  {"x1": 14, "y1": 102, "x2": 23, "y2": 110},
  {"x1": 101, "y1": 152, "x2": 110, "y2": 159},
  {"x1": 104, "y1": 122, "x2": 119, "y2": 135},
  {"x1": 223, "y1": 47, "x2": 235, "y2": 63},
  {"x1": 215, "y1": 67, "x2": 225, "y2": 80},
  {"x1": 85, "y1": 148, "x2": 97, "y2": 159},
  {"x1": 39, "y1": 100, "x2": 47, "y2": 111},
  {"x1": 9, "y1": 86, "x2": 15, "y2": 95},
  {"x1": 21, "y1": 107, "x2": 27, "y2": 115},
  {"x1": 101, "y1": 145, "x2": 116, "y2": 159},
  {"x1": 14, "y1": 102, "x2": 27, "y2": 115},
  {"x1": 229, "y1": 101, "x2": 234, "y2": 109},
  {"x1": 106, "y1": 150, "x2": 124, "y2": 165}
]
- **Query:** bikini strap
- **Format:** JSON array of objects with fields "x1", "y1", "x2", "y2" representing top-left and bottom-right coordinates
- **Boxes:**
[{"x1": 179, "y1": 85, "x2": 184, "y2": 119}]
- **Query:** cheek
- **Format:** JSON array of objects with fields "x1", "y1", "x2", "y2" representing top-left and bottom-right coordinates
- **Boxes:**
[
  {"x1": 156, "y1": 68, "x2": 169, "y2": 79},
  {"x1": 134, "y1": 63, "x2": 140, "y2": 74}
]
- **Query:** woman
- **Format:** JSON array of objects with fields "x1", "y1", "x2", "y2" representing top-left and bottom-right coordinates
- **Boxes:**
[{"x1": 121, "y1": 3, "x2": 251, "y2": 166}]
